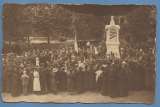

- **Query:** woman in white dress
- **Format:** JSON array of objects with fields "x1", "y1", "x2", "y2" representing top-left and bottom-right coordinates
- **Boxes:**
[{"x1": 33, "y1": 69, "x2": 41, "y2": 94}]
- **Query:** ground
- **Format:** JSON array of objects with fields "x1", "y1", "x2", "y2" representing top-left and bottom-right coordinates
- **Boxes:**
[{"x1": 2, "y1": 91, "x2": 154, "y2": 104}]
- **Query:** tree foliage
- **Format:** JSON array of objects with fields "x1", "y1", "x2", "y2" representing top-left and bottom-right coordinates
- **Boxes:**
[{"x1": 3, "y1": 4, "x2": 156, "y2": 49}]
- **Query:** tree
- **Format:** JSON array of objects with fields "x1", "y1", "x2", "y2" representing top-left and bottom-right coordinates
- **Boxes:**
[{"x1": 120, "y1": 6, "x2": 156, "y2": 49}]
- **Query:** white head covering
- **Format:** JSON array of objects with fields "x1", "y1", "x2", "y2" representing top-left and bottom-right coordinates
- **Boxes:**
[{"x1": 52, "y1": 68, "x2": 58, "y2": 72}]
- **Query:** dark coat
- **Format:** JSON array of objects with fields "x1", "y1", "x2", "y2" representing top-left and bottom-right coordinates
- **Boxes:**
[
  {"x1": 75, "y1": 70, "x2": 85, "y2": 93},
  {"x1": 84, "y1": 71, "x2": 90, "y2": 91},
  {"x1": 100, "y1": 67, "x2": 110, "y2": 96},
  {"x1": 108, "y1": 64, "x2": 119, "y2": 98},
  {"x1": 128, "y1": 61, "x2": 136, "y2": 90},
  {"x1": 2, "y1": 67, "x2": 10, "y2": 92},
  {"x1": 136, "y1": 64, "x2": 145, "y2": 90},
  {"x1": 67, "y1": 70, "x2": 76, "y2": 91},
  {"x1": 88, "y1": 70, "x2": 96, "y2": 91},
  {"x1": 118, "y1": 65, "x2": 129, "y2": 97},
  {"x1": 39, "y1": 68, "x2": 49, "y2": 93},
  {"x1": 49, "y1": 71, "x2": 57, "y2": 92},
  {"x1": 56, "y1": 70, "x2": 67, "y2": 91},
  {"x1": 11, "y1": 69, "x2": 22, "y2": 97},
  {"x1": 28, "y1": 71, "x2": 34, "y2": 93}
]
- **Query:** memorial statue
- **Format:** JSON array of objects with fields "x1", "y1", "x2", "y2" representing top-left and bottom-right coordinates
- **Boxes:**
[{"x1": 105, "y1": 16, "x2": 120, "y2": 58}]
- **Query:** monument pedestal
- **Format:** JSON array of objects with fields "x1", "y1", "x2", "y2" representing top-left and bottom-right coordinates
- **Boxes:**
[{"x1": 106, "y1": 43, "x2": 120, "y2": 58}]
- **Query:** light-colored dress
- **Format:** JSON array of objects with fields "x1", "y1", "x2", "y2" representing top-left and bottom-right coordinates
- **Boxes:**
[
  {"x1": 36, "y1": 57, "x2": 39, "y2": 66},
  {"x1": 33, "y1": 71, "x2": 41, "y2": 91},
  {"x1": 95, "y1": 70, "x2": 103, "y2": 82}
]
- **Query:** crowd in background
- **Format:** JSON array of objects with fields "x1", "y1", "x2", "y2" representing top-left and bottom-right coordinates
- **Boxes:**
[{"x1": 2, "y1": 43, "x2": 155, "y2": 98}]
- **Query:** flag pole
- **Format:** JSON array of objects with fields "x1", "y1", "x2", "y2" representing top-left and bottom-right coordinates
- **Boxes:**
[{"x1": 74, "y1": 32, "x2": 78, "y2": 53}]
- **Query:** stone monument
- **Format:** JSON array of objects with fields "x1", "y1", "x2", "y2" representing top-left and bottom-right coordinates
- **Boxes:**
[{"x1": 105, "y1": 16, "x2": 120, "y2": 58}]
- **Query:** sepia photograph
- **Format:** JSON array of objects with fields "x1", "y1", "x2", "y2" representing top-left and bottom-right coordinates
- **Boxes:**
[{"x1": 1, "y1": 4, "x2": 156, "y2": 103}]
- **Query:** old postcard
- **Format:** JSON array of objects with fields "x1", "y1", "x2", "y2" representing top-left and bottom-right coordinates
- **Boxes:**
[{"x1": 2, "y1": 4, "x2": 156, "y2": 103}]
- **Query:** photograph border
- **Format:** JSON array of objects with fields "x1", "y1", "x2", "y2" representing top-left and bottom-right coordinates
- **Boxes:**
[{"x1": 0, "y1": 0, "x2": 159, "y2": 106}]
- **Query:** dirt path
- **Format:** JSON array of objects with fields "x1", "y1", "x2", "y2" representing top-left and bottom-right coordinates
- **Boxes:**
[{"x1": 1, "y1": 91, "x2": 154, "y2": 104}]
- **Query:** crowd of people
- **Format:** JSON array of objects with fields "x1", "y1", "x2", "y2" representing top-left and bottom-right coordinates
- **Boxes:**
[{"x1": 2, "y1": 43, "x2": 155, "y2": 98}]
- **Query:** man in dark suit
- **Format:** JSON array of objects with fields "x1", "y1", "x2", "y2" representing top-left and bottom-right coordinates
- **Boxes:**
[
  {"x1": 100, "y1": 63, "x2": 110, "y2": 96},
  {"x1": 56, "y1": 66, "x2": 67, "y2": 92},
  {"x1": 39, "y1": 63, "x2": 48, "y2": 94},
  {"x1": 118, "y1": 61, "x2": 129, "y2": 97},
  {"x1": 75, "y1": 67, "x2": 85, "y2": 93}
]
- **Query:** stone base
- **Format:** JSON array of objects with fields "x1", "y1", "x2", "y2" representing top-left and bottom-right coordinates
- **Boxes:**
[{"x1": 106, "y1": 44, "x2": 120, "y2": 58}]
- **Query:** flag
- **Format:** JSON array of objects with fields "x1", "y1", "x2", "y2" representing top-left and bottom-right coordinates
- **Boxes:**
[
  {"x1": 74, "y1": 34, "x2": 78, "y2": 53},
  {"x1": 94, "y1": 46, "x2": 98, "y2": 55},
  {"x1": 36, "y1": 57, "x2": 39, "y2": 67}
]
